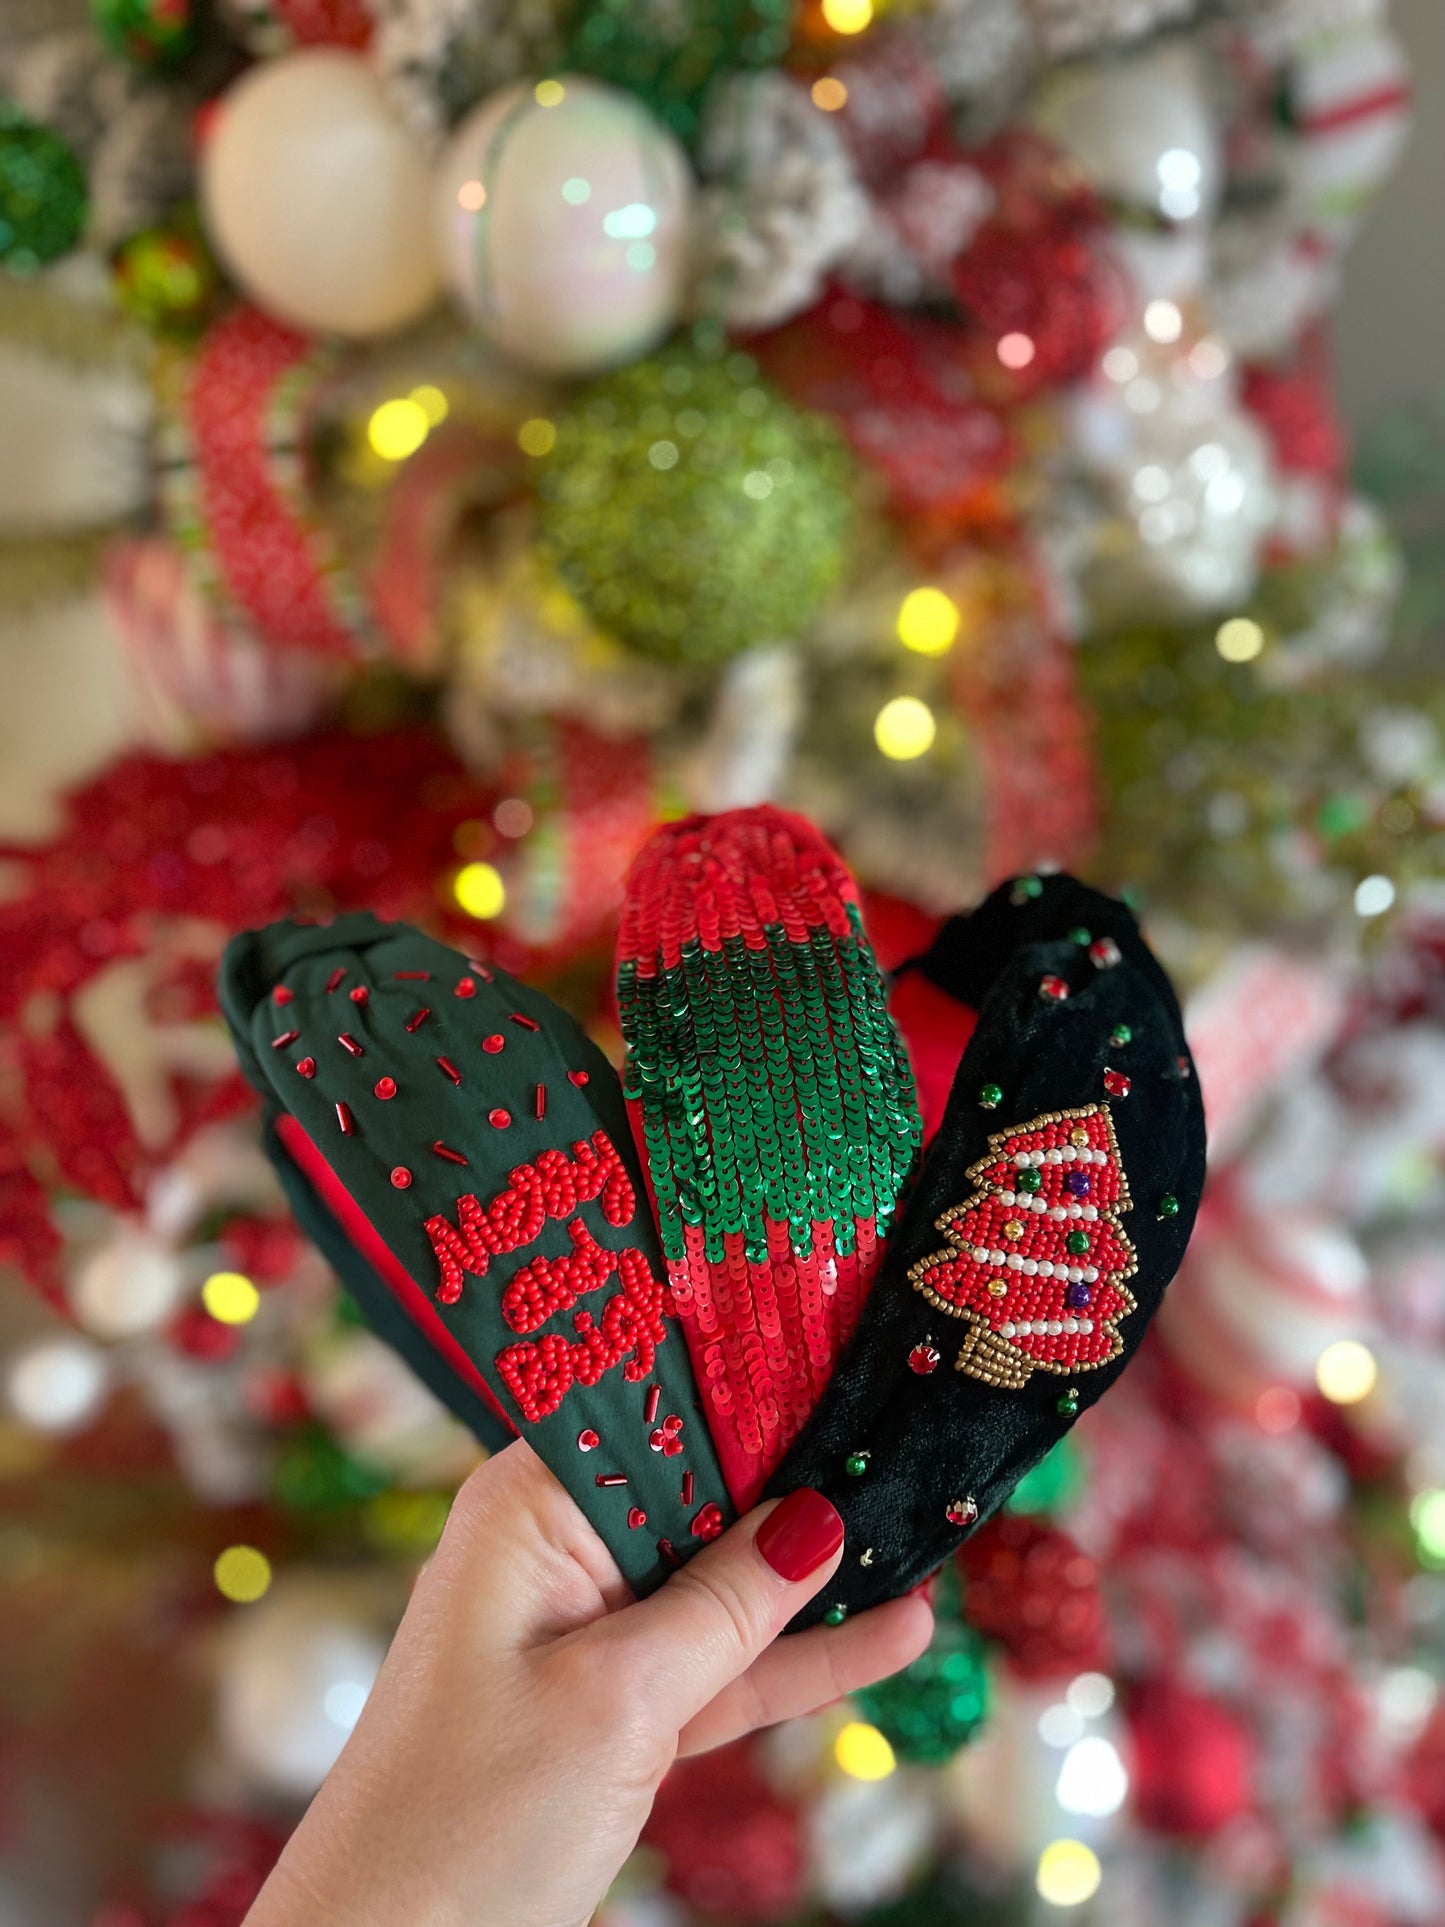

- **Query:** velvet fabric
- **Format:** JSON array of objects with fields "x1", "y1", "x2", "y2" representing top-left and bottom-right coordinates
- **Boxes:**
[{"x1": 766, "y1": 874, "x2": 1206, "y2": 1630}]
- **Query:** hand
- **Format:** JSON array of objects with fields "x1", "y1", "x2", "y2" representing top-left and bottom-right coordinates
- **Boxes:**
[{"x1": 244, "y1": 1438, "x2": 934, "y2": 1927}]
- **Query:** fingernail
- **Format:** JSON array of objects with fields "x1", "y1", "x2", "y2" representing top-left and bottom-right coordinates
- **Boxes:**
[{"x1": 755, "y1": 1488, "x2": 844, "y2": 1582}]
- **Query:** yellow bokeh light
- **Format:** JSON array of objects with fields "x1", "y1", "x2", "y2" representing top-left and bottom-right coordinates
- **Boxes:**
[
  {"x1": 454, "y1": 861, "x2": 506, "y2": 920},
  {"x1": 822, "y1": 0, "x2": 873, "y2": 31},
  {"x1": 214, "y1": 1544, "x2": 272, "y2": 1604},
  {"x1": 874, "y1": 695, "x2": 937, "y2": 760},
  {"x1": 897, "y1": 586, "x2": 960, "y2": 656},
  {"x1": 1216, "y1": 616, "x2": 1265, "y2": 663},
  {"x1": 834, "y1": 1721, "x2": 897, "y2": 1781},
  {"x1": 368, "y1": 397, "x2": 430, "y2": 463},
  {"x1": 518, "y1": 417, "x2": 557, "y2": 457},
  {"x1": 1412, "y1": 1490, "x2": 1445, "y2": 1564},
  {"x1": 1036, "y1": 1839, "x2": 1102, "y2": 1908},
  {"x1": 1316, "y1": 1339, "x2": 1378, "y2": 1405},
  {"x1": 534, "y1": 78, "x2": 566, "y2": 107},
  {"x1": 201, "y1": 1271, "x2": 260, "y2": 1326},
  {"x1": 411, "y1": 384, "x2": 449, "y2": 426},
  {"x1": 811, "y1": 76, "x2": 849, "y2": 111}
]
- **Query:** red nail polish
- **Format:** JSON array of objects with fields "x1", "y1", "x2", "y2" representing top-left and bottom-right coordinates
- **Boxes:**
[{"x1": 755, "y1": 1488, "x2": 844, "y2": 1582}]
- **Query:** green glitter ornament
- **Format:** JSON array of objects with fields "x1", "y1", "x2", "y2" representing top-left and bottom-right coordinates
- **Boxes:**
[
  {"x1": 91, "y1": 0, "x2": 195, "y2": 67},
  {"x1": 114, "y1": 217, "x2": 218, "y2": 333},
  {"x1": 565, "y1": 0, "x2": 795, "y2": 146},
  {"x1": 853, "y1": 1566, "x2": 991, "y2": 1764},
  {"x1": 0, "y1": 109, "x2": 86, "y2": 273},
  {"x1": 537, "y1": 340, "x2": 855, "y2": 666},
  {"x1": 1006, "y1": 1437, "x2": 1085, "y2": 1517}
]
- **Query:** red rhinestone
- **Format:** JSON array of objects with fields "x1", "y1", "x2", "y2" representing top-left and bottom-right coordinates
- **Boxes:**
[
  {"x1": 489, "y1": 1108, "x2": 511, "y2": 1129},
  {"x1": 482, "y1": 1034, "x2": 505, "y2": 1053},
  {"x1": 1040, "y1": 975, "x2": 1070, "y2": 1002},
  {"x1": 390, "y1": 1166, "x2": 412, "y2": 1189},
  {"x1": 295, "y1": 1057, "x2": 316, "y2": 1079},
  {"x1": 577, "y1": 1429, "x2": 600, "y2": 1452},
  {"x1": 946, "y1": 1496, "x2": 979, "y2": 1528},
  {"x1": 627, "y1": 1507, "x2": 647, "y2": 1530},
  {"x1": 1103, "y1": 1069, "x2": 1131, "y2": 1098},
  {"x1": 374, "y1": 1077, "x2": 397, "y2": 1100},
  {"x1": 454, "y1": 977, "x2": 477, "y2": 999},
  {"x1": 1089, "y1": 937, "x2": 1121, "y2": 969},
  {"x1": 909, "y1": 1342, "x2": 941, "y2": 1375},
  {"x1": 349, "y1": 985, "x2": 369, "y2": 1006},
  {"x1": 568, "y1": 1069, "x2": 590, "y2": 1086},
  {"x1": 691, "y1": 1503, "x2": 725, "y2": 1542}
]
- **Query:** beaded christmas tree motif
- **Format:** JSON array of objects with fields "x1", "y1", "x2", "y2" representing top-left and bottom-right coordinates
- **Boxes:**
[
  {"x1": 617, "y1": 809, "x2": 921, "y2": 1507},
  {"x1": 910, "y1": 1105, "x2": 1137, "y2": 1389}
]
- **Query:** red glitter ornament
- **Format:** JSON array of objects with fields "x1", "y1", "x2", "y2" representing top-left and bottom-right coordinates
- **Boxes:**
[{"x1": 959, "y1": 1514, "x2": 1110, "y2": 1679}]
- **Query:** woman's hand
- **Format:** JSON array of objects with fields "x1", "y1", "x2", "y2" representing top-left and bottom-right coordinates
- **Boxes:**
[{"x1": 244, "y1": 1439, "x2": 934, "y2": 1927}]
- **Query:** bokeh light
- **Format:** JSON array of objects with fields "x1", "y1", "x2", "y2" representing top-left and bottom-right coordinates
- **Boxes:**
[
  {"x1": 534, "y1": 79, "x2": 566, "y2": 107},
  {"x1": 1215, "y1": 617, "x2": 1265, "y2": 663},
  {"x1": 822, "y1": 0, "x2": 873, "y2": 31},
  {"x1": 1036, "y1": 1839, "x2": 1103, "y2": 1907},
  {"x1": 811, "y1": 76, "x2": 848, "y2": 111},
  {"x1": 201, "y1": 1271, "x2": 260, "y2": 1326},
  {"x1": 833, "y1": 1721, "x2": 897, "y2": 1780},
  {"x1": 368, "y1": 398, "x2": 430, "y2": 462},
  {"x1": 214, "y1": 1545, "x2": 273, "y2": 1604},
  {"x1": 518, "y1": 418, "x2": 558, "y2": 457},
  {"x1": 1315, "y1": 1339, "x2": 1378, "y2": 1404},
  {"x1": 1354, "y1": 874, "x2": 1396, "y2": 918},
  {"x1": 454, "y1": 861, "x2": 506, "y2": 920},
  {"x1": 874, "y1": 695, "x2": 936, "y2": 760},
  {"x1": 897, "y1": 587, "x2": 960, "y2": 656}
]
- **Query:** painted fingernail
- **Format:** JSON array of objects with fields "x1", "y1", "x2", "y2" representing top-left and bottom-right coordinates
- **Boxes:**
[{"x1": 755, "y1": 1488, "x2": 844, "y2": 1582}]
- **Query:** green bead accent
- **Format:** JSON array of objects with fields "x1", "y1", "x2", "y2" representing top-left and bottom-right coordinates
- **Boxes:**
[
  {"x1": 1067, "y1": 927, "x2": 1091, "y2": 946},
  {"x1": 824, "y1": 1603, "x2": 848, "y2": 1626},
  {"x1": 979, "y1": 1082, "x2": 1003, "y2": 1110},
  {"x1": 1158, "y1": 1193, "x2": 1180, "y2": 1220},
  {"x1": 844, "y1": 1451, "x2": 869, "y2": 1478},
  {"x1": 1057, "y1": 1389, "x2": 1081, "y2": 1418},
  {"x1": 1010, "y1": 875, "x2": 1044, "y2": 905},
  {"x1": 1065, "y1": 1230, "x2": 1090, "y2": 1255},
  {"x1": 1109, "y1": 1024, "x2": 1133, "y2": 1048},
  {"x1": 1017, "y1": 1168, "x2": 1043, "y2": 1194}
]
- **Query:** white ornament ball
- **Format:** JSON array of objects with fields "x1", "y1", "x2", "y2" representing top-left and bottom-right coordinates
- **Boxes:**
[
  {"x1": 200, "y1": 50, "x2": 442, "y2": 338},
  {"x1": 435, "y1": 76, "x2": 692, "y2": 376},
  {"x1": 5, "y1": 1335, "x2": 112, "y2": 1435},
  {"x1": 71, "y1": 1223, "x2": 188, "y2": 1338},
  {"x1": 217, "y1": 1574, "x2": 388, "y2": 1797}
]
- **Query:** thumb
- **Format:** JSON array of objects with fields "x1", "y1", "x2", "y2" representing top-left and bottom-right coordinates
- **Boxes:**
[{"x1": 590, "y1": 1487, "x2": 846, "y2": 1732}]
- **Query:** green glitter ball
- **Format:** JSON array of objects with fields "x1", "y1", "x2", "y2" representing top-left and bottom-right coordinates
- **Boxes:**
[
  {"x1": 1109, "y1": 1023, "x2": 1133, "y2": 1048},
  {"x1": 844, "y1": 1451, "x2": 869, "y2": 1478},
  {"x1": 979, "y1": 1082, "x2": 1003, "y2": 1110},
  {"x1": 853, "y1": 1611, "x2": 990, "y2": 1765},
  {"x1": 537, "y1": 341, "x2": 855, "y2": 666},
  {"x1": 565, "y1": 0, "x2": 795, "y2": 146},
  {"x1": 1017, "y1": 1167, "x2": 1043, "y2": 1194},
  {"x1": 0, "y1": 109, "x2": 86, "y2": 272},
  {"x1": 114, "y1": 219, "x2": 218, "y2": 332},
  {"x1": 1158, "y1": 1192, "x2": 1180, "y2": 1220},
  {"x1": 1007, "y1": 1437, "x2": 1085, "y2": 1517},
  {"x1": 824, "y1": 1602, "x2": 848, "y2": 1626},
  {"x1": 92, "y1": 0, "x2": 195, "y2": 65}
]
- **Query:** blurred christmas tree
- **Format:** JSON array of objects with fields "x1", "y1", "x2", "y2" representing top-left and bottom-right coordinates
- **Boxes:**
[{"x1": 2, "y1": 1, "x2": 1445, "y2": 1924}]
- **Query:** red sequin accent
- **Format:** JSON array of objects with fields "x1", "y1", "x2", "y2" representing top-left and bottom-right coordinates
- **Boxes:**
[
  {"x1": 405, "y1": 1008, "x2": 430, "y2": 1032},
  {"x1": 296, "y1": 1057, "x2": 316, "y2": 1078},
  {"x1": 568, "y1": 1070, "x2": 590, "y2": 1086},
  {"x1": 627, "y1": 1507, "x2": 647, "y2": 1529},
  {"x1": 663, "y1": 1414, "x2": 683, "y2": 1437},
  {"x1": 691, "y1": 1503, "x2": 725, "y2": 1541},
  {"x1": 577, "y1": 1428, "x2": 599, "y2": 1451},
  {"x1": 273, "y1": 986, "x2": 294, "y2": 1005},
  {"x1": 909, "y1": 1105, "x2": 1137, "y2": 1388},
  {"x1": 270, "y1": 1030, "x2": 299, "y2": 1049},
  {"x1": 349, "y1": 985, "x2": 369, "y2": 1006},
  {"x1": 374, "y1": 1077, "x2": 397, "y2": 1100},
  {"x1": 338, "y1": 1032, "x2": 363, "y2": 1056},
  {"x1": 454, "y1": 977, "x2": 477, "y2": 999},
  {"x1": 436, "y1": 1055, "x2": 462, "y2": 1085},
  {"x1": 489, "y1": 1108, "x2": 511, "y2": 1129},
  {"x1": 335, "y1": 1101, "x2": 355, "y2": 1136},
  {"x1": 391, "y1": 1166, "x2": 412, "y2": 1189},
  {"x1": 483, "y1": 1034, "x2": 505, "y2": 1053}
]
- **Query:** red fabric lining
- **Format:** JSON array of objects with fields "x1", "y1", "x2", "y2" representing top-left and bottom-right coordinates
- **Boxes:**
[{"x1": 274, "y1": 1111, "x2": 518, "y2": 1439}]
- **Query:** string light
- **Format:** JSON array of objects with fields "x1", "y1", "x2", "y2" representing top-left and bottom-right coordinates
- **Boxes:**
[
  {"x1": 368, "y1": 397, "x2": 430, "y2": 462},
  {"x1": 1036, "y1": 1839, "x2": 1102, "y2": 1907},
  {"x1": 1315, "y1": 1339, "x2": 1378, "y2": 1404},
  {"x1": 518, "y1": 418, "x2": 557, "y2": 457},
  {"x1": 874, "y1": 695, "x2": 936, "y2": 760},
  {"x1": 1143, "y1": 299, "x2": 1183, "y2": 345},
  {"x1": 1411, "y1": 1490, "x2": 1445, "y2": 1565},
  {"x1": 202, "y1": 1271, "x2": 260, "y2": 1326},
  {"x1": 1354, "y1": 874, "x2": 1396, "y2": 918},
  {"x1": 1056, "y1": 1736, "x2": 1128, "y2": 1817},
  {"x1": 454, "y1": 860, "x2": 506, "y2": 920},
  {"x1": 897, "y1": 587, "x2": 960, "y2": 656},
  {"x1": 833, "y1": 1721, "x2": 897, "y2": 1780},
  {"x1": 214, "y1": 1544, "x2": 272, "y2": 1603},
  {"x1": 534, "y1": 79, "x2": 566, "y2": 106},
  {"x1": 822, "y1": 0, "x2": 873, "y2": 32},
  {"x1": 811, "y1": 76, "x2": 848, "y2": 111},
  {"x1": 411, "y1": 385, "x2": 448, "y2": 425},
  {"x1": 1215, "y1": 617, "x2": 1264, "y2": 663}
]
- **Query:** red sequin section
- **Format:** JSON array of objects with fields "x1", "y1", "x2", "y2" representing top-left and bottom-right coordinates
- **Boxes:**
[{"x1": 909, "y1": 1105, "x2": 1137, "y2": 1388}]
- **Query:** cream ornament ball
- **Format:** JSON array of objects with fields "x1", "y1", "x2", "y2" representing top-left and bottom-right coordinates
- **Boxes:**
[
  {"x1": 435, "y1": 76, "x2": 692, "y2": 377},
  {"x1": 200, "y1": 50, "x2": 443, "y2": 338}
]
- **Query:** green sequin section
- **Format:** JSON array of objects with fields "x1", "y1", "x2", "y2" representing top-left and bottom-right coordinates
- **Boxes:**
[{"x1": 619, "y1": 904, "x2": 920, "y2": 1263}]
